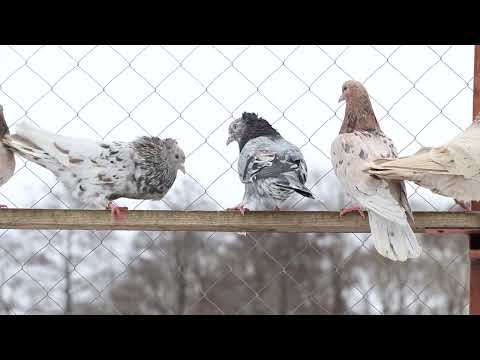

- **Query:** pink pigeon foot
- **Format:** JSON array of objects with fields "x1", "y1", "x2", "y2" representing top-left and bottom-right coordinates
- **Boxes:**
[
  {"x1": 273, "y1": 206, "x2": 281, "y2": 211},
  {"x1": 227, "y1": 204, "x2": 250, "y2": 216},
  {"x1": 339, "y1": 206, "x2": 366, "y2": 219},
  {"x1": 107, "y1": 201, "x2": 128, "y2": 220},
  {"x1": 0, "y1": 205, "x2": 8, "y2": 209}
]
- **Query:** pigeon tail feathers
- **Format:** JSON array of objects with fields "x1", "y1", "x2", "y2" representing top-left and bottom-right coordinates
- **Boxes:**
[{"x1": 368, "y1": 211, "x2": 421, "y2": 262}]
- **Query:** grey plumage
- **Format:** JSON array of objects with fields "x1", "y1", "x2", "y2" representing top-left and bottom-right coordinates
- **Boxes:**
[
  {"x1": 227, "y1": 112, "x2": 313, "y2": 212},
  {"x1": 2, "y1": 122, "x2": 186, "y2": 211},
  {"x1": 0, "y1": 106, "x2": 15, "y2": 197},
  {"x1": 0, "y1": 105, "x2": 10, "y2": 137}
]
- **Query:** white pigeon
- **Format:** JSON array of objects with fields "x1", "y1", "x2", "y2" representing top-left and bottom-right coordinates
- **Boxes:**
[
  {"x1": 331, "y1": 80, "x2": 421, "y2": 262},
  {"x1": 368, "y1": 113, "x2": 480, "y2": 210},
  {"x1": 0, "y1": 105, "x2": 15, "y2": 208},
  {"x1": 2, "y1": 122, "x2": 186, "y2": 219}
]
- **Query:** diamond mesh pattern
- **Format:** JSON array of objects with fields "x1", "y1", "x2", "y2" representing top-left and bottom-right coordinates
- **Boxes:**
[{"x1": 0, "y1": 45, "x2": 473, "y2": 314}]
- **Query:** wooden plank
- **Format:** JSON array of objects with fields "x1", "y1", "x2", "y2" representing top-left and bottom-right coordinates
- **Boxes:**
[{"x1": 0, "y1": 209, "x2": 479, "y2": 233}]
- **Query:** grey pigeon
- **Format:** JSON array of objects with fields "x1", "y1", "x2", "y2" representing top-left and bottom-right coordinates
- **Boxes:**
[
  {"x1": 0, "y1": 105, "x2": 15, "y2": 208},
  {"x1": 368, "y1": 113, "x2": 480, "y2": 211},
  {"x1": 331, "y1": 80, "x2": 421, "y2": 262},
  {"x1": 226, "y1": 112, "x2": 314, "y2": 215},
  {"x1": 2, "y1": 122, "x2": 186, "y2": 219}
]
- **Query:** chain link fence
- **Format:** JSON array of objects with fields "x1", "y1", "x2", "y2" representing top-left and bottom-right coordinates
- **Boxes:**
[{"x1": 0, "y1": 45, "x2": 474, "y2": 314}]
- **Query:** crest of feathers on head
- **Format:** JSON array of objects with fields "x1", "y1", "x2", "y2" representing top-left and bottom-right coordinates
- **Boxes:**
[
  {"x1": 242, "y1": 112, "x2": 261, "y2": 122},
  {"x1": 134, "y1": 137, "x2": 177, "y2": 159},
  {"x1": 237, "y1": 112, "x2": 280, "y2": 150},
  {"x1": 241, "y1": 112, "x2": 279, "y2": 134}
]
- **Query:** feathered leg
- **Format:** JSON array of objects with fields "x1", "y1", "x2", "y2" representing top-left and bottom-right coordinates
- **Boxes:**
[{"x1": 107, "y1": 201, "x2": 128, "y2": 220}]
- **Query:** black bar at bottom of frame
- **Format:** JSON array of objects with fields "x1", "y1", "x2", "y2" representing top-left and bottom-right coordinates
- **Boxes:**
[{"x1": 471, "y1": 234, "x2": 480, "y2": 250}]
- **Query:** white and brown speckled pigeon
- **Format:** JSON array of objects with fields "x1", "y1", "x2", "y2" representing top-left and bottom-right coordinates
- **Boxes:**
[
  {"x1": 331, "y1": 80, "x2": 421, "y2": 262},
  {"x1": 368, "y1": 113, "x2": 480, "y2": 211},
  {"x1": 227, "y1": 112, "x2": 314, "y2": 215},
  {"x1": 0, "y1": 105, "x2": 15, "y2": 208},
  {"x1": 2, "y1": 122, "x2": 185, "y2": 219}
]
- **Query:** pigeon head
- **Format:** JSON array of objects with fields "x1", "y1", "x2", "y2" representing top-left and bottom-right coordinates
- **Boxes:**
[
  {"x1": 226, "y1": 115, "x2": 249, "y2": 146},
  {"x1": 338, "y1": 80, "x2": 369, "y2": 103},
  {"x1": 165, "y1": 138, "x2": 186, "y2": 174},
  {"x1": 227, "y1": 112, "x2": 280, "y2": 150},
  {"x1": 338, "y1": 80, "x2": 381, "y2": 133}
]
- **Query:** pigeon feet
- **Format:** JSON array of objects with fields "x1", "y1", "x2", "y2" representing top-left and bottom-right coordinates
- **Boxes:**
[
  {"x1": 107, "y1": 201, "x2": 128, "y2": 220},
  {"x1": 273, "y1": 206, "x2": 281, "y2": 212},
  {"x1": 339, "y1": 206, "x2": 365, "y2": 219},
  {"x1": 0, "y1": 205, "x2": 8, "y2": 209},
  {"x1": 227, "y1": 204, "x2": 250, "y2": 216},
  {"x1": 453, "y1": 200, "x2": 472, "y2": 212}
]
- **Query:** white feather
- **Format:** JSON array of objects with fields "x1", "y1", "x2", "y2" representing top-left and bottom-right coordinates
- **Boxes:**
[
  {"x1": 3, "y1": 121, "x2": 137, "y2": 209},
  {"x1": 368, "y1": 120, "x2": 480, "y2": 201},
  {"x1": 369, "y1": 212, "x2": 421, "y2": 262},
  {"x1": 331, "y1": 130, "x2": 421, "y2": 262}
]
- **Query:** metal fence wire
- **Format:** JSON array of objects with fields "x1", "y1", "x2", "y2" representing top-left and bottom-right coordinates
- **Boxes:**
[{"x1": 0, "y1": 45, "x2": 474, "y2": 315}]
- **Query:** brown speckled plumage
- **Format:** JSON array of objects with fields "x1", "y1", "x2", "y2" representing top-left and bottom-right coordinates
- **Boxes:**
[
  {"x1": 2, "y1": 122, "x2": 186, "y2": 210},
  {"x1": 332, "y1": 80, "x2": 421, "y2": 262},
  {"x1": 339, "y1": 80, "x2": 382, "y2": 134}
]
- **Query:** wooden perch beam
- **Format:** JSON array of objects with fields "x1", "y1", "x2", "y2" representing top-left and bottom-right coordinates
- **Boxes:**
[{"x1": 0, "y1": 209, "x2": 479, "y2": 233}]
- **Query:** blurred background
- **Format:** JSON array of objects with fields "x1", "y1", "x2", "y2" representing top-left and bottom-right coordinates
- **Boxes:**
[{"x1": 0, "y1": 45, "x2": 473, "y2": 314}]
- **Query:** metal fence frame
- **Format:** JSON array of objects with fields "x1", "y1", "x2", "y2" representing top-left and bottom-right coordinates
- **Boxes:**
[{"x1": 470, "y1": 44, "x2": 480, "y2": 315}]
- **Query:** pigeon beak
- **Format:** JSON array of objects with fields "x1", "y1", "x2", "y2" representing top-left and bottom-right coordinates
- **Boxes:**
[
  {"x1": 338, "y1": 94, "x2": 345, "y2": 103},
  {"x1": 179, "y1": 164, "x2": 186, "y2": 174},
  {"x1": 226, "y1": 135, "x2": 234, "y2": 146}
]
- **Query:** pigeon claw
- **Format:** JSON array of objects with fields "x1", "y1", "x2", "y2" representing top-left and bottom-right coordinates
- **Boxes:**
[
  {"x1": 227, "y1": 204, "x2": 250, "y2": 216},
  {"x1": 339, "y1": 206, "x2": 365, "y2": 219},
  {"x1": 0, "y1": 205, "x2": 8, "y2": 209},
  {"x1": 107, "y1": 202, "x2": 128, "y2": 221}
]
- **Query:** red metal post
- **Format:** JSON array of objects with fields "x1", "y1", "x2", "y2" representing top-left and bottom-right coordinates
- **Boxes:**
[{"x1": 470, "y1": 45, "x2": 480, "y2": 315}]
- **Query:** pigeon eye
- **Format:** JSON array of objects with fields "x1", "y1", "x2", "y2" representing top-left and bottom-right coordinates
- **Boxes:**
[
  {"x1": 175, "y1": 154, "x2": 179, "y2": 159},
  {"x1": 233, "y1": 124, "x2": 237, "y2": 129},
  {"x1": 342, "y1": 86, "x2": 347, "y2": 92}
]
